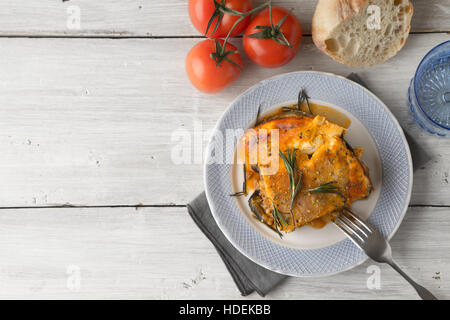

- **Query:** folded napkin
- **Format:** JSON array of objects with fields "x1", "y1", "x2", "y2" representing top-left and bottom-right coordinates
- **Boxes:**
[{"x1": 187, "y1": 73, "x2": 430, "y2": 297}]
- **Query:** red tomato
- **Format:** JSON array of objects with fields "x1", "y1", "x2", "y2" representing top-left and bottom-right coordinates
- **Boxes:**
[
  {"x1": 243, "y1": 7, "x2": 302, "y2": 68},
  {"x1": 189, "y1": 0, "x2": 252, "y2": 38},
  {"x1": 186, "y1": 39, "x2": 242, "y2": 94}
]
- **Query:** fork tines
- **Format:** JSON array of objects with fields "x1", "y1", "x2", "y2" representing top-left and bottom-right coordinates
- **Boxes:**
[{"x1": 334, "y1": 209, "x2": 373, "y2": 245}]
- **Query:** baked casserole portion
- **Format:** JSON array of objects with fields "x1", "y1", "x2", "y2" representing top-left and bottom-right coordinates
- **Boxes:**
[{"x1": 242, "y1": 111, "x2": 372, "y2": 234}]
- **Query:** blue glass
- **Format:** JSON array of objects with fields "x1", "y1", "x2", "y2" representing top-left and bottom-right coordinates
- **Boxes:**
[{"x1": 409, "y1": 41, "x2": 450, "y2": 136}]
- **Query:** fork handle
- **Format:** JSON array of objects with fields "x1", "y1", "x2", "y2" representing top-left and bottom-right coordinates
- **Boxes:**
[{"x1": 387, "y1": 260, "x2": 438, "y2": 300}]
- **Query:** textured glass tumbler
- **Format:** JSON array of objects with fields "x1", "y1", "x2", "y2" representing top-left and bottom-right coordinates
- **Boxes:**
[{"x1": 409, "y1": 41, "x2": 450, "y2": 136}]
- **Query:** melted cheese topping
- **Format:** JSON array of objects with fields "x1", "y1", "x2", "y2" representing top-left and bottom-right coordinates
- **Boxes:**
[{"x1": 242, "y1": 113, "x2": 372, "y2": 232}]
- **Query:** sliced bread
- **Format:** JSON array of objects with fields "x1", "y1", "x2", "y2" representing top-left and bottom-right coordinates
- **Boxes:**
[{"x1": 312, "y1": 0, "x2": 413, "y2": 67}]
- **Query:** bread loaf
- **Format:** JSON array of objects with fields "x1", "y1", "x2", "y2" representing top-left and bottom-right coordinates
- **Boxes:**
[{"x1": 312, "y1": 0, "x2": 413, "y2": 67}]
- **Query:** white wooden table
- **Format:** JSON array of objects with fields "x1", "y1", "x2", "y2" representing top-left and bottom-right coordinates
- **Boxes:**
[{"x1": 0, "y1": 0, "x2": 449, "y2": 299}]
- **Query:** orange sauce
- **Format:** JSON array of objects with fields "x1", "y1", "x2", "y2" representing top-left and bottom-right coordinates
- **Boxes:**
[
  {"x1": 307, "y1": 104, "x2": 351, "y2": 129},
  {"x1": 249, "y1": 102, "x2": 351, "y2": 128}
]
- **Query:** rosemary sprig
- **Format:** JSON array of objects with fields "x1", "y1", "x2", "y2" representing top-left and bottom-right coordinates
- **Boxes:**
[
  {"x1": 280, "y1": 107, "x2": 312, "y2": 118},
  {"x1": 272, "y1": 204, "x2": 288, "y2": 229},
  {"x1": 255, "y1": 103, "x2": 262, "y2": 126},
  {"x1": 307, "y1": 181, "x2": 345, "y2": 199},
  {"x1": 230, "y1": 163, "x2": 247, "y2": 196},
  {"x1": 298, "y1": 87, "x2": 312, "y2": 114},
  {"x1": 279, "y1": 149, "x2": 302, "y2": 212},
  {"x1": 279, "y1": 149, "x2": 302, "y2": 229}
]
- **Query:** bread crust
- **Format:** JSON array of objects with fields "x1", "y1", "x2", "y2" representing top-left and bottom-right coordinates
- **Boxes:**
[{"x1": 312, "y1": 0, "x2": 413, "y2": 67}]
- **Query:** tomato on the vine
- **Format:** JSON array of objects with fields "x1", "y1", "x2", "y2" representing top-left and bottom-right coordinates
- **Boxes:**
[
  {"x1": 186, "y1": 39, "x2": 242, "y2": 94},
  {"x1": 188, "y1": 0, "x2": 253, "y2": 38},
  {"x1": 243, "y1": 6, "x2": 302, "y2": 68}
]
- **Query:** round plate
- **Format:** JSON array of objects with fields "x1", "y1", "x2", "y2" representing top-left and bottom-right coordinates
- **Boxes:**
[{"x1": 204, "y1": 71, "x2": 413, "y2": 277}]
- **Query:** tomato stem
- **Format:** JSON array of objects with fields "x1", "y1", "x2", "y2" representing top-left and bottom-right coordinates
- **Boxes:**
[
  {"x1": 243, "y1": 6, "x2": 294, "y2": 49},
  {"x1": 221, "y1": 0, "x2": 272, "y2": 52},
  {"x1": 210, "y1": 0, "x2": 272, "y2": 68}
]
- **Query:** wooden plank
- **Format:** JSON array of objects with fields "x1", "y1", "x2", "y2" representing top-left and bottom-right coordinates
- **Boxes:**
[
  {"x1": 0, "y1": 0, "x2": 448, "y2": 37},
  {"x1": 0, "y1": 206, "x2": 447, "y2": 299},
  {"x1": 0, "y1": 33, "x2": 449, "y2": 207}
]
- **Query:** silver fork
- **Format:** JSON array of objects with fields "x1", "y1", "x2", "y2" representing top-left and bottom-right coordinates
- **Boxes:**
[{"x1": 334, "y1": 209, "x2": 437, "y2": 300}]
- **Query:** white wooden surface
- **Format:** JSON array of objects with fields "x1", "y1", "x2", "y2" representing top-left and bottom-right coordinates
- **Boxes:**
[
  {"x1": 0, "y1": 0, "x2": 448, "y2": 36},
  {"x1": 0, "y1": 206, "x2": 448, "y2": 299},
  {"x1": 0, "y1": 0, "x2": 448, "y2": 299},
  {"x1": 1, "y1": 34, "x2": 450, "y2": 207}
]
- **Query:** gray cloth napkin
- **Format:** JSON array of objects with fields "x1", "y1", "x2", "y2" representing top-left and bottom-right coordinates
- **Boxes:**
[{"x1": 187, "y1": 73, "x2": 430, "y2": 297}]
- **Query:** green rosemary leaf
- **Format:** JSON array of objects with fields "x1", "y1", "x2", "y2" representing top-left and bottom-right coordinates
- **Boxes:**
[
  {"x1": 255, "y1": 103, "x2": 262, "y2": 126},
  {"x1": 269, "y1": 206, "x2": 282, "y2": 235},
  {"x1": 307, "y1": 181, "x2": 345, "y2": 199},
  {"x1": 230, "y1": 191, "x2": 245, "y2": 197},
  {"x1": 230, "y1": 164, "x2": 247, "y2": 196},
  {"x1": 279, "y1": 149, "x2": 303, "y2": 222},
  {"x1": 280, "y1": 107, "x2": 312, "y2": 118},
  {"x1": 305, "y1": 92, "x2": 312, "y2": 114},
  {"x1": 308, "y1": 181, "x2": 338, "y2": 192},
  {"x1": 272, "y1": 205, "x2": 288, "y2": 227},
  {"x1": 298, "y1": 88, "x2": 312, "y2": 114},
  {"x1": 278, "y1": 149, "x2": 291, "y2": 170},
  {"x1": 291, "y1": 171, "x2": 302, "y2": 209},
  {"x1": 242, "y1": 162, "x2": 247, "y2": 194}
]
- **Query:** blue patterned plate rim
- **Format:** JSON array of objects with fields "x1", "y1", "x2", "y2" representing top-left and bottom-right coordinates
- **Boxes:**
[{"x1": 204, "y1": 71, "x2": 413, "y2": 277}]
